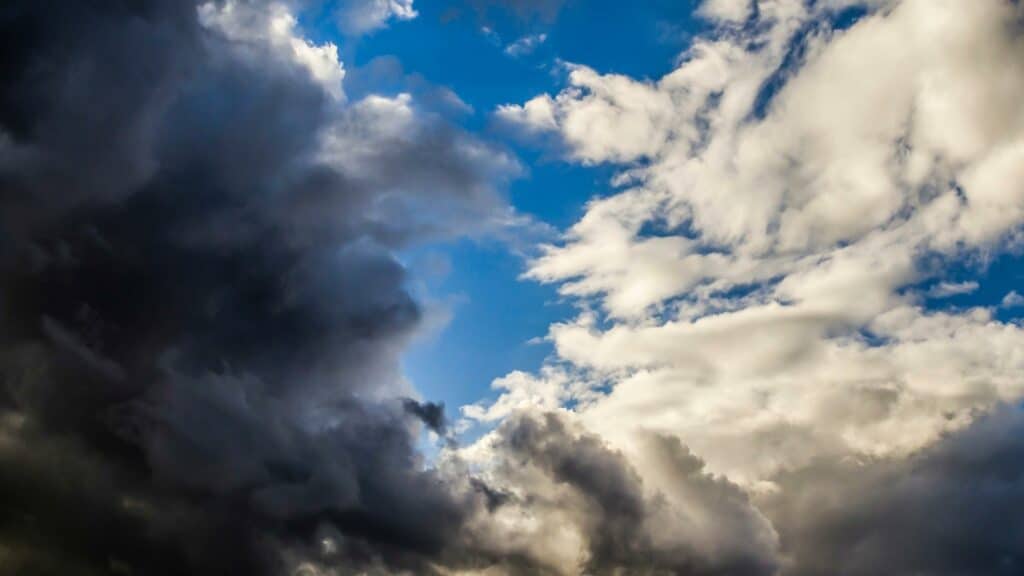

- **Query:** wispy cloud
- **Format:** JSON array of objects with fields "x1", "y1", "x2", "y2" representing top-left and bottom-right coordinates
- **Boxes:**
[
  {"x1": 927, "y1": 281, "x2": 980, "y2": 298},
  {"x1": 504, "y1": 32, "x2": 548, "y2": 57},
  {"x1": 1003, "y1": 290, "x2": 1024, "y2": 308}
]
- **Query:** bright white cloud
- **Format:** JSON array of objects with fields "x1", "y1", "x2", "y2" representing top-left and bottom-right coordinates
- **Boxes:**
[
  {"x1": 1003, "y1": 290, "x2": 1024, "y2": 309},
  {"x1": 199, "y1": 1, "x2": 531, "y2": 252},
  {"x1": 498, "y1": 64, "x2": 679, "y2": 163},
  {"x1": 698, "y1": 0, "x2": 752, "y2": 23},
  {"x1": 475, "y1": 0, "x2": 1024, "y2": 494},
  {"x1": 198, "y1": 1, "x2": 346, "y2": 100}
]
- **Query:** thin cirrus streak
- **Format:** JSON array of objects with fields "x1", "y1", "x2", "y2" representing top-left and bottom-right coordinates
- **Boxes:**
[{"x1": 1, "y1": 1, "x2": 1023, "y2": 575}]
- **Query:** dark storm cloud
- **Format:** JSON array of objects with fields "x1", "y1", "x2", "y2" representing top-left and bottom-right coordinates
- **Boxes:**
[
  {"x1": 762, "y1": 406, "x2": 1024, "y2": 576},
  {"x1": 403, "y1": 399, "x2": 447, "y2": 435},
  {"x1": 0, "y1": 0, "x2": 507, "y2": 573}
]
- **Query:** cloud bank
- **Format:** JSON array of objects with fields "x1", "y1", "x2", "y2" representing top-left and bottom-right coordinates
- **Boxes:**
[
  {"x1": 0, "y1": 0, "x2": 500, "y2": 573},
  {"x1": 491, "y1": 0, "x2": 1024, "y2": 474},
  {"x1": 473, "y1": 0, "x2": 1024, "y2": 573}
]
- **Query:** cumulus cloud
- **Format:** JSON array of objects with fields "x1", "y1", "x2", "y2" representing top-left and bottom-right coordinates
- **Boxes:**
[
  {"x1": 199, "y1": 0, "x2": 346, "y2": 99},
  {"x1": 453, "y1": 411, "x2": 779, "y2": 575},
  {"x1": 490, "y1": 0, "x2": 1024, "y2": 476},
  {"x1": 0, "y1": 0, "x2": 513, "y2": 573},
  {"x1": 762, "y1": 407, "x2": 1024, "y2": 576},
  {"x1": 469, "y1": 0, "x2": 1024, "y2": 572},
  {"x1": 698, "y1": 0, "x2": 752, "y2": 23}
]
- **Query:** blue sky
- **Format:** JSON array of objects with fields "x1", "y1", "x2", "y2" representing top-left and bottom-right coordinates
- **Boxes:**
[
  {"x1": 310, "y1": 0, "x2": 710, "y2": 409},
  {"x1": 295, "y1": 0, "x2": 1024, "y2": 413}
]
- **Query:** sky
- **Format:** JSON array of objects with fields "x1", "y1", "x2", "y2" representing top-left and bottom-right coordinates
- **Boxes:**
[{"x1": 2, "y1": 1, "x2": 1024, "y2": 575}]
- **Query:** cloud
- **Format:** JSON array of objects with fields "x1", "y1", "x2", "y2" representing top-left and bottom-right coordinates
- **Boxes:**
[
  {"x1": 452, "y1": 410, "x2": 778, "y2": 575},
  {"x1": 337, "y1": 0, "x2": 418, "y2": 35},
  {"x1": 698, "y1": 0, "x2": 752, "y2": 23},
  {"x1": 504, "y1": 33, "x2": 547, "y2": 57},
  {"x1": 487, "y1": 0, "x2": 1024, "y2": 481},
  {"x1": 199, "y1": 0, "x2": 346, "y2": 99},
  {"x1": 498, "y1": 64, "x2": 678, "y2": 164},
  {"x1": 1003, "y1": 290, "x2": 1024, "y2": 308},
  {"x1": 926, "y1": 280, "x2": 980, "y2": 298},
  {"x1": 762, "y1": 407, "x2": 1024, "y2": 576},
  {"x1": 0, "y1": 0, "x2": 513, "y2": 573},
  {"x1": 469, "y1": 0, "x2": 1024, "y2": 572}
]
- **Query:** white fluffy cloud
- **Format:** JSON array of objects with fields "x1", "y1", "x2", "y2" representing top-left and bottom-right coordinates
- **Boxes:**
[
  {"x1": 199, "y1": 1, "x2": 347, "y2": 100},
  {"x1": 476, "y1": 0, "x2": 1024, "y2": 495},
  {"x1": 699, "y1": 0, "x2": 752, "y2": 23}
]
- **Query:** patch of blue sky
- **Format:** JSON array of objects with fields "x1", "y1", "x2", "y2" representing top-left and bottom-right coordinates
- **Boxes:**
[
  {"x1": 916, "y1": 251, "x2": 1024, "y2": 323},
  {"x1": 291, "y1": 1, "x2": 730, "y2": 411},
  {"x1": 397, "y1": 150, "x2": 620, "y2": 409},
  {"x1": 400, "y1": 237, "x2": 575, "y2": 409},
  {"x1": 300, "y1": 1, "x2": 709, "y2": 112}
]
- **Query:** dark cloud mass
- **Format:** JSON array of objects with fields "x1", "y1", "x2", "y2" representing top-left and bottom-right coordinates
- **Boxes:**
[
  {"x1": 763, "y1": 407, "x2": 1024, "y2": 576},
  {"x1": 0, "y1": 0, "x2": 493, "y2": 573}
]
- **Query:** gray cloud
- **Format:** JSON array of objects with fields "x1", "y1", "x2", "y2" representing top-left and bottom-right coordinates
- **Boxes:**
[
  {"x1": 0, "y1": 0, "x2": 509, "y2": 573},
  {"x1": 763, "y1": 406, "x2": 1024, "y2": 576},
  {"x1": 468, "y1": 411, "x2": 779, "y2": 575}
]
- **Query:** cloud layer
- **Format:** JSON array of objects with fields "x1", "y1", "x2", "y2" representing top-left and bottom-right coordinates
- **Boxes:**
[
  {"x1": 491, "y1": 0, "x2": 1024, "y2": 477},
  {"x1": 471, "y1": 0, "x2": 1024, "y2": 572}
]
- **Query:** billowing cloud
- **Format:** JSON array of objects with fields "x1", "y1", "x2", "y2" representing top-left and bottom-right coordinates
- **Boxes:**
[
  {"x1": 762, "y1": 407, "x2": 1024, "y2": 576},
  {"x1": 471, "y1": 0, "x2": 1024, "y2": 572},
  {"x1": 452, "y1": 410, "x2": 779, "y2": 575},
  {"x1": 491, "y1": 0, "x2": 1024, "y2": 477},
  {"x1": 0, "y1": 0, "x2": 510, "y2": 573},
  {"x1": 199, "y1": 0, "x2": 347, "y2": 99}
]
